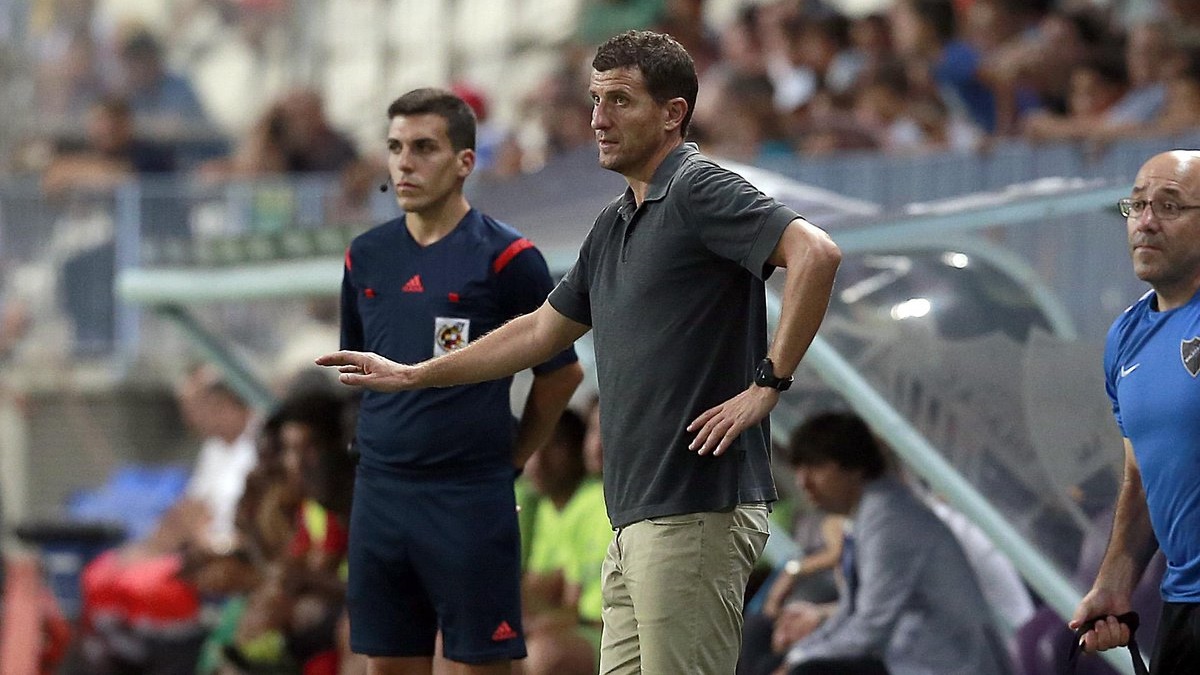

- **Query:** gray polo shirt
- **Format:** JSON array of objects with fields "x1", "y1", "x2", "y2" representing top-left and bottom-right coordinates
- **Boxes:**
[{"x1": 549, "y1": 143, "x2": 799, "y2": 528}]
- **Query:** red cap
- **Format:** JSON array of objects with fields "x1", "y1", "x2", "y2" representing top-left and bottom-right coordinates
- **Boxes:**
[{"x1": 452, "y1": 83, "x2": 488, "y2": 122}]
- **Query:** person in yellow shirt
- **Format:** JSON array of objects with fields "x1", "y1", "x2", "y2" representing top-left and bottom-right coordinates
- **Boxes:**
[{"x1": 522, "y1": 408, "x2": 612, "y2": 675}]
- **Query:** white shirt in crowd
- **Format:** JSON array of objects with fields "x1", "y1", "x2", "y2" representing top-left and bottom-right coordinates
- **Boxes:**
[{"x1": 185, "y1": 418, "x2": 259, "y2": 550}]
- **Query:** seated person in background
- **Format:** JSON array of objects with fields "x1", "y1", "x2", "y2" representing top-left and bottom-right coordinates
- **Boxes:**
[
  {"x1": 1018, "y1": 22, "x2": 1196, "y2": 146},
  {"x1": 176, "y1": 367, "x2": 263, "y2": 554},
  {"x1": 920, "y1": 490, "x2": 1035, "y2": 634},
  {"x1": 273, "y1": 88, "x2": 359, "y2": 174},
  {"x1": 193, "y1": 103, "x2": 288, "y2": 181},
  {"x1": 194, "y1": 88, "x2": 360, "y2": 187},
  {"x1": 853, "y1": 61, "x2": 955, "y2": 155},
  {"x1": 80, "y1": 366, "x2": 260, "y2": 673},
  {"x1": 40, "y1": 96, "x2": 182, "y2": 355},
  {"x1": 41, "y1": 95, "x2": 176, "y2": 196},
  {"x1": 1148, "y1": 47, "x2": 1200, "y2": 137},
  {"x1": 763, "y1": 509, "x2": 844, "y2": 618},
  {"x1": 521, "y1": 409, "x2": 612, "y2": 675},
  {"x1": 1022, "y1": 53, "x2": 1130, "y2": 143},
  {"x1": 113, "y1": 27, "x2": 210, "y2": 133},
  {"x1": 214, "y1": 390, "x2": 358, "y2": 675},
  {"x1": 229, "y1": 411, "x2": 303, "y2": 567},
  {"x1": 582, "y1": 394, "x2": 603, "y2": 477},
  {"x1": 1102, "y1": 22, "x2": 1173, "y2": 131},
  {"x1": 94, "y1": 366, "x2": 259, "y2": 564},
  {"x1": 773, "y1": 412, "x2": 1011, "y2": 675},
  {"x1": 194, "y1": 402, "x2": 300, "y2": 675},
  {"x1": 738, "y1": 501, "x2": 844, "y2": 675}
]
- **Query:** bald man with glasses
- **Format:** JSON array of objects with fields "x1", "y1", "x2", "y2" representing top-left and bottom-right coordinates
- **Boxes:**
[{"x1": 1072, "y1": 150, "x2": 1200, "y2": 674}]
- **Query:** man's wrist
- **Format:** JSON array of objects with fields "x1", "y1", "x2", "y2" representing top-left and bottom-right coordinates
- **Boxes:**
[
  {"x1": 754, "y1": 357, "x2": 794, "y2": 391},
  {"x1": 751, "y1": 383, "x2": 783, "y2": 400},
  {"x1": 409, "y1": 361, "x2": 430, "y2": 389}
]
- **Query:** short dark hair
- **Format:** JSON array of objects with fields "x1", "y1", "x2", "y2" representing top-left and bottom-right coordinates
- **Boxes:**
[
  {"x1": 274, "y1": 391, "x2": 356, "y2": 513},
  {"x1": 787, "y1": 412, "x2": 887, "y2": 479},
  {"x1": 553, "y1": 407, "x2": 588, "y2": 455},
  {"x1": 549, "y1": 407, "x2": 589, "y2": 481},
  {"x1": 592, "y1": 30, "x2": 699, "y2": 137},
  {"x1": 275, "y1": 390, "x2": 346, "y2": 453},
  {"x1": 386, "y1": 88, "x2": 476, "y2": 151}
]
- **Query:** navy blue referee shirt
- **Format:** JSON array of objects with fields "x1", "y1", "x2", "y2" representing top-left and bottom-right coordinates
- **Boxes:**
[{"x1": 341, "y1": 209, "x2": 578, "y2": 474}]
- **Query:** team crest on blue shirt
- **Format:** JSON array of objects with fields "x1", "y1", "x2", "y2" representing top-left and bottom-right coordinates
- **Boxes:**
[
  {"x1": 1183, "y1": 337, "x2": 1200, "y2": 377},
  {"x1": 434, "y1": 317, "x2": 470, "y2": 356}
]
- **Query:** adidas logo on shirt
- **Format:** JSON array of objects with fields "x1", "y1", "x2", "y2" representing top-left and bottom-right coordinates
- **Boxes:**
[{"x1": 402, "y1": 275, "x2": 424, "y2": 293}]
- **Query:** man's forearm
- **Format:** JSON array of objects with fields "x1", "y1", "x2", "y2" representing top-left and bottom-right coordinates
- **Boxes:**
[
  {"x1": 768, "y1": 220, "x2": 841, "y2": 376},
  {"x1": 318, "y1": 303, "x2": 588, "y2": 393},
  {"x1": 419, "y1": 302, "x2": 588, "y2": 388},
  {"x1": 683, "y1": 220, "x2": 840, "y2": 456},
  {"x1": 1094, "y1": 442, "x2": 1158, "y2": 596}
]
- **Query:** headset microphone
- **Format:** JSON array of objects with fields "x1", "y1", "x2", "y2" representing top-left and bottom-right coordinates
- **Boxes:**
[{"x1": 379, "y1": 182, "x2": 389, "y2": 192}]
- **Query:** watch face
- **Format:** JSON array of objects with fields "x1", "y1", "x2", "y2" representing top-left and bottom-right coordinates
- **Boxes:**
[
  {"x1": 755, "y1": 359, "x2": 793, "y2": 391},
  {"x1": 755, "y1": 359, "x2": 772, "y2": 385}
]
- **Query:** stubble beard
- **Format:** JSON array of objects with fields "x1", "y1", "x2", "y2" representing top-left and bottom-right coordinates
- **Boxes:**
[{"x1": 597, "y1": 146, "x2": 623, "y2": 173}]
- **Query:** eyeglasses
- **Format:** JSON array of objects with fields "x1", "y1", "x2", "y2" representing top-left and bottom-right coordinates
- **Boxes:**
[{"x1": 1118, "y1": 198, "x2": 1200, "y2": 220}]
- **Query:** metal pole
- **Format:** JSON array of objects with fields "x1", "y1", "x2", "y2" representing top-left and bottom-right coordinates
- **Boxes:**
[{"x1": 155, "y1": 305, "x2": 277, "y2": 412}]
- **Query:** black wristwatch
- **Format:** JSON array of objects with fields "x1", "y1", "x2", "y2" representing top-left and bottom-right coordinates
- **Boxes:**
[{"x1": 754, "y1": 357, "x2": 793, "y2": 391}]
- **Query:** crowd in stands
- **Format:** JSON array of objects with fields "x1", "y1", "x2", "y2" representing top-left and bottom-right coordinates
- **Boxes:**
[
  {"x1": 686, "y1": 0, "x2": 1200, "y2": 162},
  {"x1": 12, "y1": 0, "x2": 1200, "y2": 188},
  {"x1": 6, "y1": 1, "x2": 1200, "y2": 362}
]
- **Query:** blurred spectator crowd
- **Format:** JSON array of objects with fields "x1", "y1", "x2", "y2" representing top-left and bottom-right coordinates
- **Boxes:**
[
  {"x1": 17, "y1": 365, "x2": 614, "y2": 675},
  {"x1": 4, "y1": 0, "x2": 1199, "y2": 368},
  {"x1": 682, "y1": 0, "x2": 1200, "y2": 161},
  {"x1": 9, "y1": 0, "x2": 1200, "y2": 189}
]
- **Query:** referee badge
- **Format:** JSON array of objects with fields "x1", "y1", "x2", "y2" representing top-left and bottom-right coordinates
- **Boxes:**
[
  {"x1": 434, "y1": 317, "x2": 470, "y2": 356},
  {"x1": 1183, "y1": 336, "x2": 1200, "y2": 377}
]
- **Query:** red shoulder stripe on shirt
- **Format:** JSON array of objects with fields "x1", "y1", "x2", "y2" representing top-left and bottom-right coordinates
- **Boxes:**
[
  {"x1": 493, "y1": 238, "x2": 535, "y2": 274},
  {"x1": 344, "y1": 247, "x2": 352, "y2": 271}
]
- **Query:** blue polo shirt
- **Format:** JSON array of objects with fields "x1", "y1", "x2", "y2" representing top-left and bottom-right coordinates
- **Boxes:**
[
  {"x1": 1105, "y1": 288, "x2": 1200, "y2": 601},
  {"x1": 341, "y1": 209, "x2": 577, "y2": 474}
]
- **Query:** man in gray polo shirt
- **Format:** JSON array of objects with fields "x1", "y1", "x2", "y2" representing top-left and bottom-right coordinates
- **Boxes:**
[{"x1": 318, "y1": 30, "x2": 842, "y2": 674}]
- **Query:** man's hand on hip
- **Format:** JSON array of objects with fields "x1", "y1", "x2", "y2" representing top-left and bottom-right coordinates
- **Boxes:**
[{"x1": 687, "y1": 386, "x2": 779, "y2": 456}]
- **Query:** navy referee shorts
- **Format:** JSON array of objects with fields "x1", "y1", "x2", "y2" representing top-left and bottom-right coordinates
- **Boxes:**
[{"x1": 347, "y1": 462, "x2": 526, "y2": 663}]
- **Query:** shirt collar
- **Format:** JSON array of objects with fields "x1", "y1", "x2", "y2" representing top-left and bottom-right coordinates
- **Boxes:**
[{"x1": 619, "y1": 141, "x2": 700, "y2": 211}]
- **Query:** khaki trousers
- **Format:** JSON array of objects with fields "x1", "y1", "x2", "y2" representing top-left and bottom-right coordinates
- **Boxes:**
[{"x1": 598, "y1": 504, "x2": 770, "y2": 674}]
